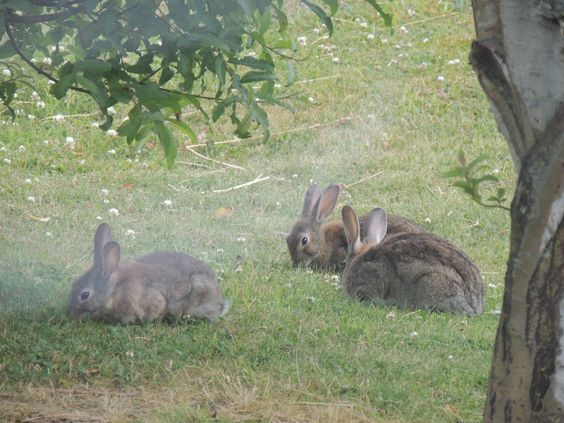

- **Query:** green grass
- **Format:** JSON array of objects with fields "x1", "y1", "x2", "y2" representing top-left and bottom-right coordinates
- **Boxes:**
[{"x1": 0, "y1": 1, "x2": 512, "y2": 422}]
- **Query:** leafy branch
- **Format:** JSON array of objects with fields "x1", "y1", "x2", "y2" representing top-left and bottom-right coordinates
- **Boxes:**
[{"x1": 444, "y1": 151, "x2": 510, "y2": 211}]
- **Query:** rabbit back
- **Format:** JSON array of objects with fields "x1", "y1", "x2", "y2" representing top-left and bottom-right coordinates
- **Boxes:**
[
  {"x1": 342, "y1": 232, "x2": 484, "y2": 315},
  {"x1": 106, "y1": 251, "x2": 227, "y2": 323}
]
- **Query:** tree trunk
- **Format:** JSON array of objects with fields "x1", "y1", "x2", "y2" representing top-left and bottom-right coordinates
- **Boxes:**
[{"x1": 470, "y1": 1, "x2": 564, "y2": 421}]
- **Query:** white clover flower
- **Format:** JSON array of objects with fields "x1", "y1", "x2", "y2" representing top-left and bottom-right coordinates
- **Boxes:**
[
  {"x1": 47, "y1": 80, "x2": 55, "y2": 85},
  {"x1": 386, "y1": 312, "x2": 396, "y2": 320},
  {"x1": 424, "y1": 217, "x2": 432, "y2": 223},
  {"x1": 447, "y1": 59, "x2": 461, "y2": 65},
  {"x1": 410, "y1": 331, "x2": 418, "y2": 337},
  {"x1": 437, "y1": 75, "x2": 445, "y2": 82},
  {"x1": 291, "y1": 174, "x2": 298, "y2": 178},
  {"x1": 360, "y1": 21, "x2": 368, "y2": 28},
  {"x1": 109, "y1": 208, "x2": 120, "y2": 217},
  {"x1": 125, "y1": 351, "x2": 134, "y2": 358},
  {"x1": 330, "y1": 274, "x2": 339, "y2": 281},
  {"x1": 102, "y1": 198, "x2": 110, "y2": 205},
  {"x1": 36, "y1": 101, "x2": 46, "y2": 109},
  {"x1": 0, "y1": 146, "x2": 6, "y2": 152},
  {"x1": 381, "y1": 38, "x2": 389, "y2": 44},
  {"x1": 332, "y1": 57, "x2": 340, "y2": 64},
  {"x1": 407, "y1": 8, "x2": 416, "y2": 16},
  {"x1": 308, "y1": 96, "x2": 315, "y2": 103},
  {"x1": 96, "y1": 216, "x2": 103, "y2": 221},
  {"x1": 32, "y1": 91, "x2": 39, "y2": 98},
  {"x1": 216, "y1": 248, "x2": 224, "y2": 253},
  {"x1": 79, "y1": 159, "x2": 86, "y2": 165},
  {"x1": 125, "y1": 229, "x2": 136, "y2": 237},
  {"x1": 488, "y1": 283, "x2": 497, "y2": 289},
  {"x1": 448, "y1": 355, "x2": 455, "y2": 361},
  {"x1": 91, "y1": 122, "x2": 100, "y2": 128},
  {"x1": 313, "y1": 28, "x2": 321, "y2": 34},
  {"x1": 17, "y1": 145, "x2": 26, "y2": 153},
  {"x1": 107, "y1": 149, "x2": 116, "y2": 155},
  {"x1": 54, "y1": 114, "x2": 65, "y2": 122},
  {"x1": 297, "y1": 36, "x2": 307, "y2": 46},
  {"x1": 3, "y1": 158, "x2": 11, "y2": 164},
  {"x1": 24, "y1": 178, "x2": 32, "y2": 185},
  {"x1": 493, "y1": 168, "x2": 500, "y2": 174},
  {"x1": 101, "y1": 188, "x2": 109, "y2": 196},
  {"x1": 367, "y1": 33, "x2": 375, "y2": 40},
  {"x1": 161, "y1": 199, "x2": 172, "y2": 207},
  {"x1": 45, "y1": 232, "x2": 53, "y2": 238},
  {"x1": 65, "y1": 136, "x2": 75, "y2": 149},
  {"x1": 27, "y1": 114, "x2": 35, "y2": 120},
  {"x1": 106, "y1": 129, "x2": 118, "y2": 137},
  {"x1": 42, "y1": 57, "x2": 52, "y2": 66},
  {"x1": 400, "y1": 26, "x2": 409, "y2": 35},
  {"x1": 2, "y1": 69, "x2": 11, "y2": 77},
  {"x1": 491, "y1": 310, "x2": 502, "y2": 315},
  {"x1": 286, "y1": 283, "x2": 292, "y2": 288},
  {"x1": 236, "y1": 236, "x2": 246, "y2": 242},
  {"x1": 43, "y1": 140, "x2": 49, "y2": 145},
  {"x1": 27, "y1": 196, "x2": 36, "y2": 203},
  {"x1": 306, "y1": 296, "x2": 316, "y2": 302},
  {"x1": 107, "y1": 106, "x2": 117, "y2": 115},
  {"x1": 422, "y1": 38, "x2": 429, "y2": 43}
]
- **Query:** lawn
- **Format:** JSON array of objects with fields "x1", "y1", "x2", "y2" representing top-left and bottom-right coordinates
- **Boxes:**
[{"x1": 0, "y1": 1, "x2": 513, "y2": 422}]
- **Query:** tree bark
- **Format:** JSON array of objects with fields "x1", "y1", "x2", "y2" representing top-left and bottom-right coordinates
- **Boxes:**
[{"x1": 470, "y1": 1, "x2": 564, "y2": 421}]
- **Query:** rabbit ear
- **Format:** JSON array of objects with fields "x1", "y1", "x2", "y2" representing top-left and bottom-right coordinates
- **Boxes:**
[
  {"x1": 301, "y1": 184, "x2": 322, "y2": 217},
  {"x1": 313, "y1": 184, "x2": 340, "y2": 222},
  {"x1": 365, "y1": 207, "x2": 388, "y2": 246},
  {"x1": 93, "y1": 223, "x2": 113, "y2": 266},
  {"x1": 101, "y1": 241, "x2": 121, "y2": 279},
  {"x1": 342, "y1": 205, "x2": 363, "y2": 255}
]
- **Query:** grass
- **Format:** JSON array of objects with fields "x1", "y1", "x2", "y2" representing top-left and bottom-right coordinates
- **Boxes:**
[{"x1": 0, "y1": 1, "x2": 513, "y2": 422}]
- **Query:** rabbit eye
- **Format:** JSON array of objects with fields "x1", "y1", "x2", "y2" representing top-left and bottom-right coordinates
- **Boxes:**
[
  {"x1": 301, "y1": 236, "x2": 308, "y2": 246},
  {"x1": 80, "y1": 291, "x2": 90, "y2": 302}
]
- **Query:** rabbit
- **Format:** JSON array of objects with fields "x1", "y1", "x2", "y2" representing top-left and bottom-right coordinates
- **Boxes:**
[
  {"x1": 340, "y1": 205, "x2": 484, "y2": 316},
  {"x1": 68, "y1": 223, "x2": 229, "y2": 324},
  {"x1": 286, "y1": 184, "x2": 425, "y2": 270}
]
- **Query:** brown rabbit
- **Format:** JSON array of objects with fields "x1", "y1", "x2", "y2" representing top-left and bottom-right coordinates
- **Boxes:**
[
  {"x1": 286, "y1": 184, "x2": 424, "y2": 270},
  {"x1": 68, "y1": 223, "x2": 228, "y2": 323},
  {"x1": 340, "y1": 206, "x2": 484, "y2": 315}
]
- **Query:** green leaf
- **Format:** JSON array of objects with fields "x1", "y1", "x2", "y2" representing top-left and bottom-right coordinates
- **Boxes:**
[
  {"x1": 321, "y1": 0, "x2": 339, "y2": 15},
  {"x1": 154, "y1": 121, "x2": 177, "y2": 168},
  {"x1": 75, "y1": 59, "x2": 112, "y2": 74},
  {"x1": 159, "y1": 67, "x2": 175, "y2": 85},
  {"x1": 230, "y1": 56, "x2": 274, "y2": 72},
  {"x1": 166, "y1": 118, "x2": 197, "y2": 143},
  {"x1": 250, "y1": 103, "x2": 270, "y2": 140},
  {"x1": 286, "y1": 59, "x2": 297, "y2": 85},
  {"x1": 240, "y1": 71, "x2": 277, "y2": 84},
  {"x1": 301, "y1": 0, "x2": 333, "y2": 36},
  {"x1": 212, "y1": 97, "x2": 238, "y2": 122},
  {"x1": 51, "y1": 74, "x2": 76, "y2": 99},
  {"x1": 364, "y1": 0, "x2": 393, "y2": 28}
]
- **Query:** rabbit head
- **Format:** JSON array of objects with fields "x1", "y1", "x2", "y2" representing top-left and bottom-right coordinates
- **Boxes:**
[
  {"x1": 342, "y1": 205, "x2": 388, "y2": 262},
  {"x1": 68, "y1": 223, "x2": 121, "y2": 320},
  {"x1": 286, "y1": 184, "x2": 341, "y2": 267},
  {"x1": 340, "y1": 205, "x2": 484, "y2": 315}
]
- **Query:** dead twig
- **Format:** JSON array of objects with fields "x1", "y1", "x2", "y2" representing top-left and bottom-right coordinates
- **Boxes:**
[
  {"x1": 343, "y1": 171, "x2": 385, "y2": 189},
  {"x1": 185, "y1": 145, "x2": 246, "y2": 171},
  {"x1": 188, "y1": 117, "x2": 352, "y2": 149},
  {"x1": 211, "y1": 175, "x2": 271, "y2": 194}
]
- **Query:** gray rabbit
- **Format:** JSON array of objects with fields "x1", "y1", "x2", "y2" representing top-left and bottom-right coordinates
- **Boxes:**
[
  {"x1": 68, "y1": 223, "x2": 229, "y2": 323},
  {"x1": 286, "y1": 184, "x2": 424, "y2": 270},
  {"x1": 340, "y1": 206, "x2": 484, "y2": 315}
]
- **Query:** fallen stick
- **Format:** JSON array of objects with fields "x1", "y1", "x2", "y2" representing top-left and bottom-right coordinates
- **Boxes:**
[
  {"x1": 185, "y1": 145, "x2": 246, "y2": 171},
  {"x1": 211, "y1": 175, "x2": 270, "y2": 193},
  {"x1": 343, "y1": 171, "x2": 385, "y2": 189}
]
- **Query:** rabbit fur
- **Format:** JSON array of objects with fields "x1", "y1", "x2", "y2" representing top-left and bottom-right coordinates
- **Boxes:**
[
  {"x1": 286, "y1": 184, "x2": 425, "y2": 270},
  {"x1": 340, "y1": 206, "x2": 484, "y2": 316},
  {"x1": 68, "y1": 223, "x2": 228, "y2": 323}
]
